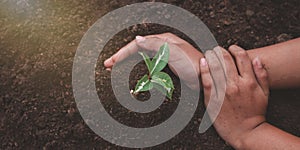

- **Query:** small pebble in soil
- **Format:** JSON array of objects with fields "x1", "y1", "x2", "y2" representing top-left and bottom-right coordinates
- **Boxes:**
[
  {"x1": 246, "y1": 9, "x2": 255, "y2": 17},
  {"x1": 276, "y1": 33, "x2": 293, "y2": 43}
]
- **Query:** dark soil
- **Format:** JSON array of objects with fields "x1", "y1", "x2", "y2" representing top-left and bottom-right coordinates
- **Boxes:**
[{"x1": 1, "y1": 0, "x2": 299, "y2": 149}]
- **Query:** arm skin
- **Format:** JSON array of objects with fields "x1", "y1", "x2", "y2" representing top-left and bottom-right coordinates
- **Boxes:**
[
  {"x1": 247, "y1": 37, "x2": 300, "y2": 89},
  {"x1": 241, "y1": 122, "x2": 300, "y2": 150}
]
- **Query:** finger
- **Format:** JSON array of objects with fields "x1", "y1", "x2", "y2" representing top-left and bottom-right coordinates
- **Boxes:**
[
  {"x1": 200, "y1": 58, "x2": 213, "y2": 106},
  {"x1": 144, "y1": 32, "x2": 184, "y2": 44},
  {"x1": 205, "y1": 49, "x2": 226, "y2": 99},
  {"x1": 212, "y1": 46, "x2": 226, "y2": 74},
  {"x1": 228, "y1": 45, "x2": 255, "y2": 78},
  {"x1": 212, "y1": 46, "x2": 238, "y2": 83},
  {"x1": 143, "y1": 33, "x2": 196, "y2": 52},
  {"x1": 103, "y1": 36, "x2": 141, "y2": 68},
  {"x1": 136, "y1": 36, "x2": 167, "y2": 53},
  {"x1": 137, "y1": 35, "x2": 184, "y2": 63},
  {"x1": 201, "y1": 51, "x2": 226, "y2": 128},
  {"x1": 252, "y1": 57, "x2": 269, "y2": 96}
]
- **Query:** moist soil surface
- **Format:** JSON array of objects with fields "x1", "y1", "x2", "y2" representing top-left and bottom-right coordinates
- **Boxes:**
[{"x1": 1, "y1": 0, "x2": 300, "y2": 149}]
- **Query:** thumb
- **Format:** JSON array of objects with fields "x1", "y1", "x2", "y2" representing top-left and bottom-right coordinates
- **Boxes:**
[
  {"x1": 252, "y1": 57, "x2": 269, "y2": 96},
  {"x1": 200, "y1": 57, "x2": 213, "y2": 107}
]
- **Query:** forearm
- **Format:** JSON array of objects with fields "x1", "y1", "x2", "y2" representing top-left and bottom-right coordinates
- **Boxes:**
[
  {"x1": 247, "y1": 38, "x2": 300, "y2": 89},
  {"x1": 237, "y1": 123, "x2": 300, "y2": 150}
]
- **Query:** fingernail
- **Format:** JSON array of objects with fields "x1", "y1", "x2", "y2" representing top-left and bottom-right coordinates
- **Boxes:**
[
  {"x1": 230, "y1": 45, "x2": 243, "y2": 51},
  {"x1": 201, "y1": 58, "x2": 207, "y2": 66},
  {"x1": 254, "y1": 57, "x2": 263, "y2": 69},
  {"x1": 213, "y1": 46, "x2": 221, "y2": 51},
  {"x1": 231, "y1": 45, "x2": 238, "y2": 48},
  {"x1": 104, "y1": 59, "x2": 108, "y2": 64},
  {"x1": 104, "y1": 58, "x2": 110, "y2": 65},
  {"x1": 136, "y1": 36, "x2": 146, "y2": 43}
]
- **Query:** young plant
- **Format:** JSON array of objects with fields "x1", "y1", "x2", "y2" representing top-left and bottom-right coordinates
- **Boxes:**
[{"x1": 131, "y1": 43, "x2": 174, "y2": 99}]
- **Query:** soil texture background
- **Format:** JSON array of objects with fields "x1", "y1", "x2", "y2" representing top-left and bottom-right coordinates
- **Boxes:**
[{"x1": 0, "y1": 0, "x2": 300, "y2": 149}]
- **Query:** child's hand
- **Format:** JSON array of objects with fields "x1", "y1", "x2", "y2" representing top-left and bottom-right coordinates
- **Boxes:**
[
  {"x1": 104, "y1": 33, "x2": 203, "y2": 90},
  {"x1": 200, "y1": 45, "x2": 269, "y2": 149}
]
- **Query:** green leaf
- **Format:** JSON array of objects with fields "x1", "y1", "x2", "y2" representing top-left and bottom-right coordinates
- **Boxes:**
[
  {"x1": 149, "y1": 43, "x2": 169, "y2": 75},
  {"x1": 139, "y1": 52, "x2": 152, "y2": 72},
  {"x1": 151, "y1": 72, "x2": 174, "y2": 99},
  {"x1": 134, "y1": 75, "x2": 153, "y2": 94},
  {"x1": 152, "y1": 83, "x2": 172, "y2": 99}
]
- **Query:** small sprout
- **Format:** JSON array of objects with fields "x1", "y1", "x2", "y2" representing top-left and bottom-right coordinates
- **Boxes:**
[{"x1": 132, "y1": 43, "x2": 174, "y2": 99}]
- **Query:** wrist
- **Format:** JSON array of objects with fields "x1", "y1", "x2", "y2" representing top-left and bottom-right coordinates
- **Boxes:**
[
  {"x1": 227, "y1": 117, "x2": 266, "y2": 149},
  {"x1": 234, "y1": 121, "x2": 268, "y2": 150}
]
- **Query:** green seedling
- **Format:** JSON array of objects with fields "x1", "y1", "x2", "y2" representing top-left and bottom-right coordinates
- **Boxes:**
[{"x1": 131, "y1": 43, "x2": 174, "y2": 99}]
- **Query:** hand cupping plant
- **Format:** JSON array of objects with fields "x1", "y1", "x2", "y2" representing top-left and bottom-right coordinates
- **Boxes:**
[{"x1": 131, "y1": 43, "x2": 174, "y2": 99}]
